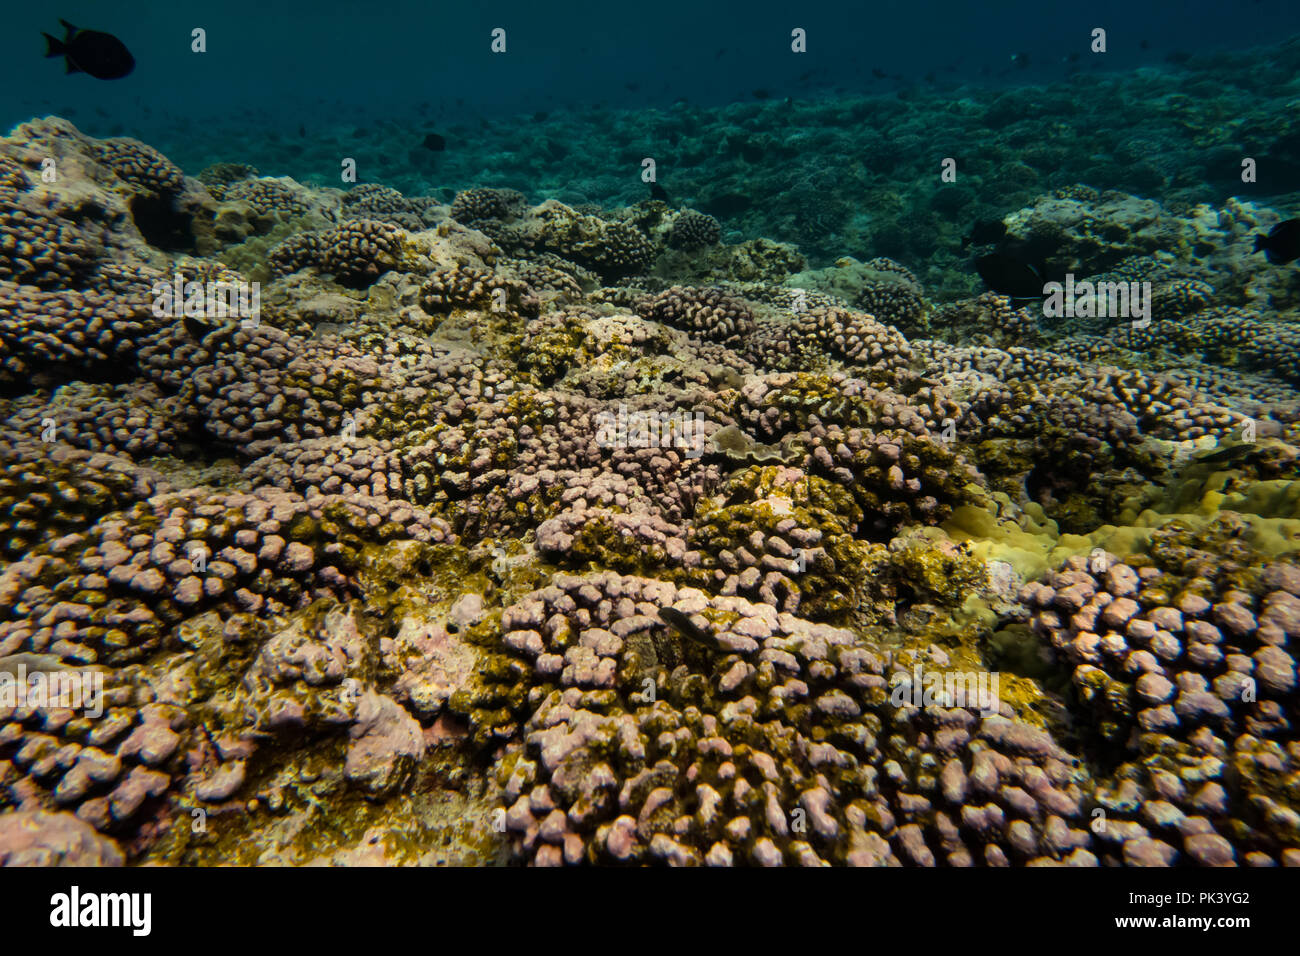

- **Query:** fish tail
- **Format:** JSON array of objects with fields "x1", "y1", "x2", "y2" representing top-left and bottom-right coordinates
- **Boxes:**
[
  {"x1": 43, "y1": 33, "x2": 64, "y2": 57},
  {"x1": 59, "y1": 18, "x2": 78, "y2": 36},
  {"x1": 1254, "y1": 233, "x2": 1267, "y2": 253}
]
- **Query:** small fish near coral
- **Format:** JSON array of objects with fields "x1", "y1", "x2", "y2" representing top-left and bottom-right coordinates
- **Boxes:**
[
  {"x1": 1255, "y1": 218, "x2": 1300, "y2": 265},
  {"x1": 42, "y1": 19, "x2": 135, "y2": 80},
  {"x1": 961, "y1": 217, "x2": 1008, "y2": 248},
  {"x1": 657, "y1": 607, "x2": 712, "y2": 646},
  {"x1": 975, "y1": 252, "x2": 1046, "y2": 301}
]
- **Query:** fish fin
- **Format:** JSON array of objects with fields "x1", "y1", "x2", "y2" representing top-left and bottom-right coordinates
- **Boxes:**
[
  {"x1": 65, "y1": 59, "x2": 82, "y2": 74},
  {"x1": 60, "y1": 18, "x2": 78, "y2": 36},
  {"x1": 43, "y1": 33, "x2": 64, "y2": 57},
  {"x1": 182, "y1": 316, "x2": 210, "y2": 340}
]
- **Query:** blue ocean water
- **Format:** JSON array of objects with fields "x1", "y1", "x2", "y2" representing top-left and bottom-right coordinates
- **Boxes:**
[
  {"x1": 9, "y1": 0, "x2": 1300, "y2": 263},
  {"x1": 9, "y1": 2, "x2": 1300, "y2": 154},
  {"x1": 9, "y1": 1, "x2": 1300, "y2": 120}
]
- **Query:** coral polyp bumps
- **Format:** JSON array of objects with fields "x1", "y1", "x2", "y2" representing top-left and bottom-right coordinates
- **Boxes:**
[{"x1": 0, "y1": 115, "x2": 1297, "y2": 868}]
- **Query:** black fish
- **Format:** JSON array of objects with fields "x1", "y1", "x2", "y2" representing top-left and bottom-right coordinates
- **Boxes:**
[
  {"x1": 421, "y1": 132, "x2": 446, "y2": 151},
  {"x1": 649, "y1": 182, "x2": 670, "y2": 203},
  {"x1": 976, "y1": 253, "x2": 1045, "y2": 300},
  {"x1": 872, "y1": 68, "x2": 888, "y2": 79},
  {"x1": 1254, "y1": 218, "x2": 1300, "y2": 265},
  {"x1": 752, "y1": 89, "x2": 770, "y2": 100},
  {"x1": 1193, "y1": 442, "x2": 1256, "y2": 466},
  {"x1": 723, "y1": 486, "x2": 754, "y2": 508},
  {"x1": 182, "y1": 316, "x2": 211, "y2": 341},
  {"x1": 962, "y1": 218, "x2": 1007, "y2": 248},
  {"x1": 1010, "y1": 52, "x2": 1030, "y2": 69},
  {"x1": 43, "y1": 19, "x2": 134, "y2": 80},
  {"x1": 658, "y1": 607, "x2": 712, "y2": 646}
]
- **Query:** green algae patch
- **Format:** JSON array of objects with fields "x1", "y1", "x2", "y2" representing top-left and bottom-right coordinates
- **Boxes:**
[{"x1": 152, "y1": 754, "x2": 509, "y2": 866}]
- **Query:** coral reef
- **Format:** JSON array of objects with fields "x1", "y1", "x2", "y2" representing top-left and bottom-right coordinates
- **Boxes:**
[{"x1": 0, "y1": 101, "x2": 1298, "y2": 871}]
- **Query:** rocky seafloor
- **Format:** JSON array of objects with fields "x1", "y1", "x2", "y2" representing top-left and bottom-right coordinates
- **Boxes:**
[{"x1": 0, "y1": 105, "x2": 1298, "y2": 868}]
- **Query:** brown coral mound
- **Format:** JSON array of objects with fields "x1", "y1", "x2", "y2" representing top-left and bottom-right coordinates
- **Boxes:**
[
  {"x1": 268, "y1": 219, "x2": 406, "y2": 286},
  {"x1": 94, "y1": 139, "x2": 185, "y2": 197},
  {"x1": 489, "y1": 571, "x2": 1101, "y2": 866},
  {"x1": 1021, "y1": 518, "x2": 1300, "y2": 865},
  {"x1": 635, "y1": 286, "x2": 757, "y2": 347}
]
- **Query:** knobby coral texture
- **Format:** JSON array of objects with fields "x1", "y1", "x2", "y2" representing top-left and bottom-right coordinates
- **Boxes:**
[{"x1": 0, "y1": 109, "x2": 1297, "y2": 869}]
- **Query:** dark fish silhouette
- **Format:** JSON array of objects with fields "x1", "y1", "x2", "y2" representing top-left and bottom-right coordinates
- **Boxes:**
[
  {"x1": 421, "y1": 132, "x2": 446, "y2": 151},
  {"x1": 649, "y1": 182, "x2": 670, "y2": 203},
  {"x1": 976, "y1": 253, "x2": 1045, "y2": 300},
  {"x1": 1254, "y1": 218, "x2": 1300, "y2": 265},
  {"x1": 43, "y1": 19, "x2": 134, "y2": 80},
  {"x1": 962, "y1": 218, "x2": 1007, "y2": 248},
  {"x1": 872, "y1": 68, "x2": 888, "y2": 79},
  {"x1": 182, "y1": 316, "x2": 211, "y2": 341},
  {"x1": 1193, "y1": 441, "x2": 1257, "y2": 465},
  {"x1": 658, "y1": 607, "x2": 712, "y2": 646}
]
